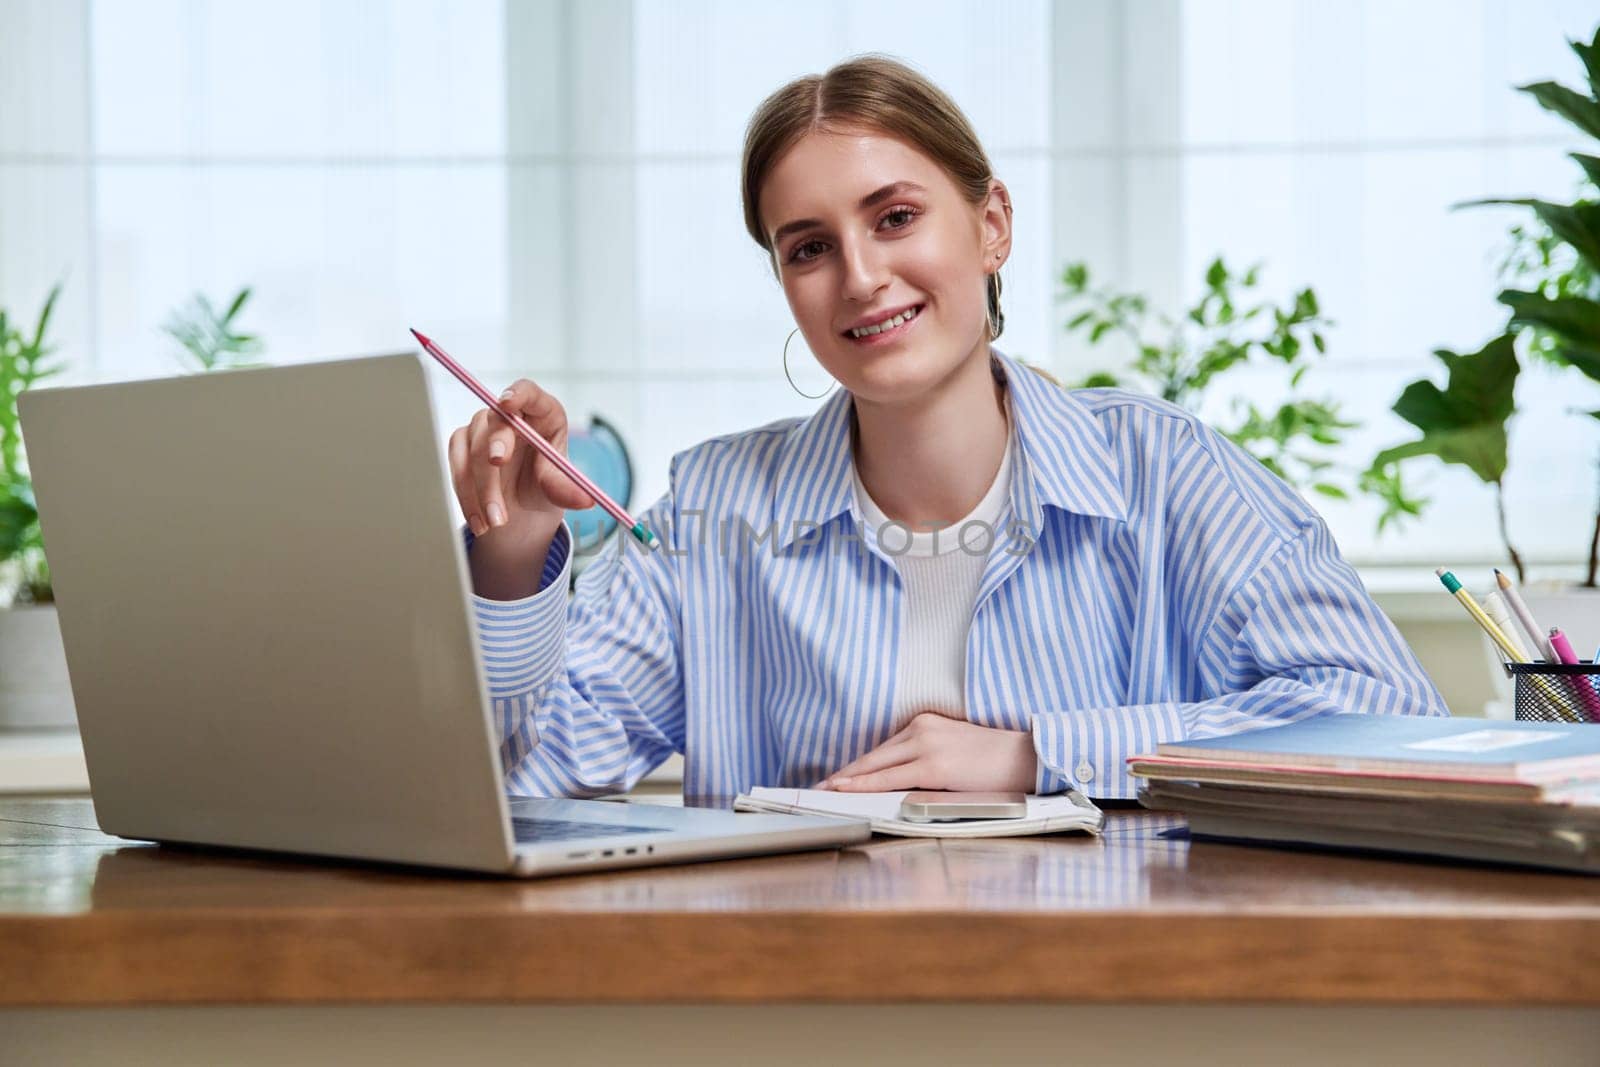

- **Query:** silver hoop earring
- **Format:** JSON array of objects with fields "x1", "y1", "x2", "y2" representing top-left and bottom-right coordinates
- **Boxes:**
[
  {"x1": 986, "y1": 273, "x2": 1004, "y2": 341},
  {"x1": 783, "y1": 327, "x2": 836, "y2": 400}
]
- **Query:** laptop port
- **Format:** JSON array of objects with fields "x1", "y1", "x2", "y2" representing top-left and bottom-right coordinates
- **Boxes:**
[
  {"x1": 602, "y1": 849, "x2": 614, "y2": 857},
  {"x1": 567, "y1": 851, "x2": 590, "y2": 860},
  {"x1": 624, "y1": 847, "x2": 637, "y2": 855}
]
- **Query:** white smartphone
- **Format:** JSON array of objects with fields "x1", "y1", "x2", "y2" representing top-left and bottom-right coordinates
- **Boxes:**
[{"x1": 898, "y1": 790, "x2": 1028, "y2": 822}]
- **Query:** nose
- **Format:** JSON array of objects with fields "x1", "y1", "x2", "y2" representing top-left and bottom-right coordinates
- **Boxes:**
[{"x1": 838, "y1": 234, "x2": 889, "y2": 304}]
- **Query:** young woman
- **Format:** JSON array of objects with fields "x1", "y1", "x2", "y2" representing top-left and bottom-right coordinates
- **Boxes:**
[{"x1": 448, "y1": 56, "x2": 1446, "y2": 803}]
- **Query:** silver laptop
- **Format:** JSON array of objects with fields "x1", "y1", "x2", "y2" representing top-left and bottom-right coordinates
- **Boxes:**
[{"x1": 17, "y1": 351, "x2": 869, "y2": 877}]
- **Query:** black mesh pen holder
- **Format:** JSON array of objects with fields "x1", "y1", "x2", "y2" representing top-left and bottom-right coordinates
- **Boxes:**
[{"x1": 1503, "y1": 662, "x2": 1600, "y2": 724}]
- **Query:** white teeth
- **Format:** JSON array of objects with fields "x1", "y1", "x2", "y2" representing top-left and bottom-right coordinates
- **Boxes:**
[{"x1": 850, "y1": 305, "x2": 920, "y2": 338}]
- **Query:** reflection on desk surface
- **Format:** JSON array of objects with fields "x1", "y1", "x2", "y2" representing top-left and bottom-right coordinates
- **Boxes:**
[{"x1": 4, "y1": 798, "x2": 1599, "y2": 920}]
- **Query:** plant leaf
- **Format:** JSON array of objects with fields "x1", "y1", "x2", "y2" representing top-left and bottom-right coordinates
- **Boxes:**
[
  {"x1": 164, "y1": 288, "x2": 267, "y2": 373},
  {"x1": 1377, "y1": 334, "x2": 1519, "y2": 484},
  {"x1": 1516, "y1": 80, "x2": 1600, "y2": 141},
  {"x1": 30, "y1": 283, "x2": 62, "y2": 350},
  {"x1": 1573, "y1": 152, "x2": 1600, "y2": 191},
  {"x1": 224, "y1": 287, "x2": 252, "y2": 323},
  {"x1": 1466, "y1": 198, "x2": 1600, "y2": 273},
  {"x1": 1499, "y1": 290, "x2": 1600, "y2": 377},
  {"x1": 0, "y1": 487, "x2": 37, "y2": 559},
  {"x1": 1571, "y1": 27, "x2": 1600, "y2": 98},
  {"x1": 1372, "y1": 432, "x2": 1506, "y2": 486}
]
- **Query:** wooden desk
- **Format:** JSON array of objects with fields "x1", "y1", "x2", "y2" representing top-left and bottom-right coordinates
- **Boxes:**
[{"x1": 3, "y1": 797, "x2": 1597, "y2": 1065}]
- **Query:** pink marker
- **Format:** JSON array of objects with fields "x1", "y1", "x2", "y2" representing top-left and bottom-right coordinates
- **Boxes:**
[{"x1": 1548, "y1": 627, "x2": 1600, "y2": 723}]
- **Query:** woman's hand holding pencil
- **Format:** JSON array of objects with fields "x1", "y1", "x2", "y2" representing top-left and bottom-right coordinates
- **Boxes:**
[
  {"x1": 444, "y1": 368, "x2": 590, "y2": 601},
  {"x1": 416, "y1": 328, "x2": 661, "y2": 601},
  {"x1": 444, "y1": 368, "x2": 594, "y2": 544}
]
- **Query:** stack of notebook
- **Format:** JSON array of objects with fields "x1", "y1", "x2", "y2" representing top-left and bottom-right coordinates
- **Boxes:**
[{"x1": 1129, "y1": 715, "x2": 1600, "y2": 874}]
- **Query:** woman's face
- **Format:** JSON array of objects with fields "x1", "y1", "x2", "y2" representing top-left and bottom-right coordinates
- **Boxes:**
[{"x1": 760, "y1": 127, "x2": 1010, "y2": 404}]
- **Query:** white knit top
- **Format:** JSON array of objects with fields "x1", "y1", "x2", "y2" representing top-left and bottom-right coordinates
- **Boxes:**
[{"x1": 851, "y1": 415, "x2": 1015, "y2": 732}]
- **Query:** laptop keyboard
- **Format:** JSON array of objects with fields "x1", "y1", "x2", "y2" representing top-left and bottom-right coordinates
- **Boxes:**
[{"x1": 510, "y1": 816, "x2": 670, "y2": 845}]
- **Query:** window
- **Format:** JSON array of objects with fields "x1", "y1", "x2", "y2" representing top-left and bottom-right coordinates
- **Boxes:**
[{"x1": 2, "y1": 0, "x2": 1593, "y2": 574}]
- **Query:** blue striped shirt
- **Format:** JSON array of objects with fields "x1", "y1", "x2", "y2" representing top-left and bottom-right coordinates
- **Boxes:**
[{"x1": 466, "y1": 349, "x2": 1446, "y2": 801}]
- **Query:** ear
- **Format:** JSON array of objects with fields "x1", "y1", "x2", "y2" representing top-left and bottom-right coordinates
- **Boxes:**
[{"x1": 979, "y1": 180, "x2": 1013, "y2": 272}]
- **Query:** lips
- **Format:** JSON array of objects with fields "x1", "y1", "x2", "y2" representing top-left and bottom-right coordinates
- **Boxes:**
[{"x1": 842, "y1": 303, "x2": 925, "y2": 342}]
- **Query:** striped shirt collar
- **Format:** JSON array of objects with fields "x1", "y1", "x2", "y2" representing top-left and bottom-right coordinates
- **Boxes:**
[{"x1": 771, "y1": 348, "x2": 1128, "y2": 550}]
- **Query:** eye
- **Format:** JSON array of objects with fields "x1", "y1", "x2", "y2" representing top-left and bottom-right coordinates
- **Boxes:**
[
  {"x1": 787, "y1": 238, "x2": 828, "y2": 264},
  {"x1": 880, "y1": 205, "x2": 921, "y2": 230}
]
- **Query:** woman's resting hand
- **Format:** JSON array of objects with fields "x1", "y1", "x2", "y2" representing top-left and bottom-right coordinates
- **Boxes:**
[{"x1": 814, "y1": 711, "x2": 1038, "y2": 793}]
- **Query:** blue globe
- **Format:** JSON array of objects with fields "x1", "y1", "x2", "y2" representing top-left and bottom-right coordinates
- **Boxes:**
[{"x1": 563, "y1": 415, "x2": 633, "y2": 556}]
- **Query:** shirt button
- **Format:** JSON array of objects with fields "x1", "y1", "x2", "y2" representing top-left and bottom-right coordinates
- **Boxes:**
[{"x1": 1075, "y1": 761, "x2": 1094, "y2": 783}]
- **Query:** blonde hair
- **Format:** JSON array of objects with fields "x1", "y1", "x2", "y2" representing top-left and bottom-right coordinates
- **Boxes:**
[{"x1": 740, "y1": 54, "x2": 1007, "y2": 340}]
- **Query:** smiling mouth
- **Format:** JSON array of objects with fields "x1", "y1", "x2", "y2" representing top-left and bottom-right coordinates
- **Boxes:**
[{"x1": 843, "y1": 304, "x2": 924, "y2": 342}]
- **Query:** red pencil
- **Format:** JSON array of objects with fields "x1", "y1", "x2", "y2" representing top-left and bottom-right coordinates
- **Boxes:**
[{"x1": 410, "y1": 328, "x2": 659, "y2": 552}]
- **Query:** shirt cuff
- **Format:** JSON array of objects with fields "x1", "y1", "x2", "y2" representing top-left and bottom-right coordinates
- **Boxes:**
[
  {"x1": 1031, "y1": 712, "x2": 1078, "y2": 796},
  {"x1": 1031, "y1": 702, "x2": 1187, "y2": 799},
  {"x1": 466, "y1": 521, "x2": 574, "y2": 696}
]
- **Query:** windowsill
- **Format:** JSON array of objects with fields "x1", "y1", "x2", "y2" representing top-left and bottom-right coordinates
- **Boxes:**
[
  {"x1": 1368, "y1": 590, "x2": 1480, "y2": 623},
  {"x1": 0, "y1": 732, "x2": 684, "y2": 797},
  {"x1": 0, "y1": 730, "x2": 89, "y2": 794},
  {"x1": 1357, "y1": 561, "x2": 1597, "y2": 621},
  {"x1": 643, "y1": 753, "x2": 684, "y2": 784}
]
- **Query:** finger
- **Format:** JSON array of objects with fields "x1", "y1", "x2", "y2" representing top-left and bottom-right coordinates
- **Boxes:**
[
  {"x1": 827, "y1": 724, "x2": 918, "y2": 780},
  {"x1": 448, "y1": 425, "x2": 488, "y2": 536},
  {"x1": 827, "y1": 736, "x2": 918, "y2": 784},
  {"x1": 531, "y1": 424, "x2": 598, "y2": 511},
  {"x1": 467, "y1": 408, "x2": 511, "y2": 529},
  {"x1": 497, "y1": 382, "x2": 595, "y2": 511},
  {"x1": 484, "y1": 384, "x2": 534, "y2": 472},
  {"x1": 828, "y1": 711, "x2": 955, "y2": 779},
  {"x1": 495, "y1": 379, "x2": 563, "y2": 450},
  {"x1": 832, "y1": 760, "x2": 931, "y2": 793}
]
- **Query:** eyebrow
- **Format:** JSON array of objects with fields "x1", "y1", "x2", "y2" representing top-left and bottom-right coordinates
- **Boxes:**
[{"x1": 769, "y1": 181, "x2": 928, "y2": 247}]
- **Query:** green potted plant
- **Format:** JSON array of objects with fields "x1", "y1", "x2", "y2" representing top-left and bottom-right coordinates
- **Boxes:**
[
  {"x1": 1366, "y1": 25, "x2": 1600, "y2": 651},
  {"x1": 1059, "y1": 257, "x2": 1419, "y2": 519},
  {"x1": 163, "y1": 287, "x2": 266, "y2": 372},
  {"x1": 0, "y1": 283, "x2": 73, "y2": 731},
  {"x1": 0, "y1": 284, "x2": 268, "y2": 732}
]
